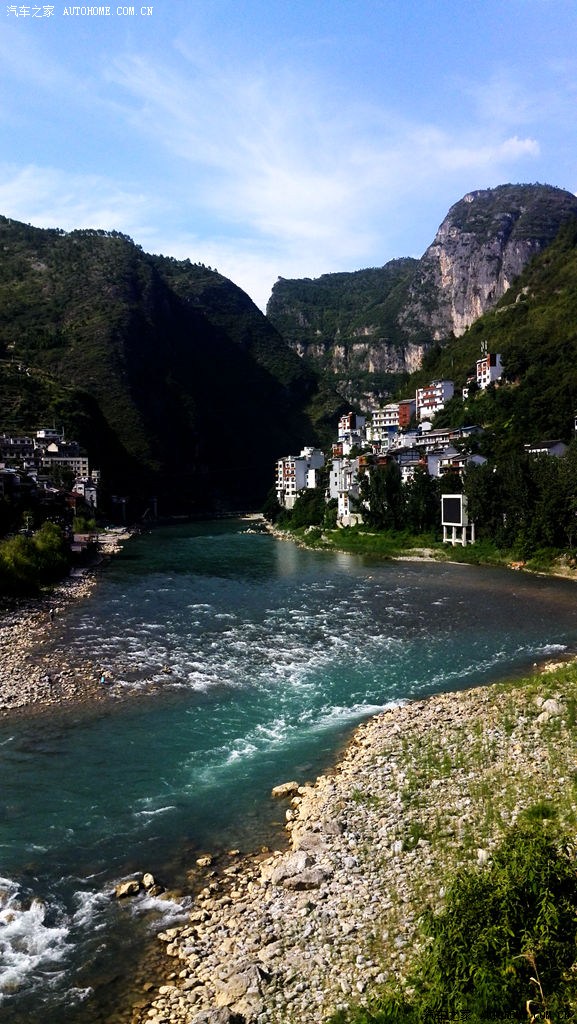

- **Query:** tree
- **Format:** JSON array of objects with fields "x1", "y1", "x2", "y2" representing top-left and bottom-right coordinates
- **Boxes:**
[
  {"x1": 360, "y1": 461, "x2": 405, "y2": 531},
  {"x1": 261, "y1": 486, "x2": 282, "y2": 523},
  {"x1": 0, "y1": 521, "x2": 69, "y2": 595},
  {"x1": 334, "y1": 820, "x2": 577, "y2": 1024},
  {"x1": 414, "y1": 820, "x2": 577, "y2": 1022},
  {"x1": 464, "y1": 462, "x2": 504, "y2": 544},
  {"x1": 404, "y1": 469, "x2": 439, "y2": 533},
  {"x1": 33, "y1": 521, "x2": 70, "y2": 580},
  {"x1": 290, "y1": 488, "x2": 326, "y2": 528},
  {"x1": 559, "y1": 440, "x2": 577, "y2": 549}
]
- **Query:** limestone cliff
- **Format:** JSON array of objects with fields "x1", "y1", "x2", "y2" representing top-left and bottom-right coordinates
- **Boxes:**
[
  {"x1": 267, "y1": 184, "x2": 577, "y2": 393},
  {"x1": 400, "y1": 183, "x2": 577, "y2": 340}
]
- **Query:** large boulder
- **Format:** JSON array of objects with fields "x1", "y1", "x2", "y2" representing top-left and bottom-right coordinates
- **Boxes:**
[
  {"x1": 271, "y1": 781, "x2": 300, "y2": 799},
  {"x1": 260, "y1": 850, "x2": 331, "y2": 890},
  {"x1": 114, "y1": 879, "x2": 141, "y2": 899}
]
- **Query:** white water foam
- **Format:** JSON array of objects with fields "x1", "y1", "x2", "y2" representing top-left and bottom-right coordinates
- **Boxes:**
[
  {"x1": 0, "y1": 877, "x2": 70, "y2": 1001},
  {"x1": 0, "y1": 869, "x2": 191, "y2": 1009},
  {"x1": 536, "y1": 643, "x2": 567, "y2": 655},
  {"x1": 70, "y1": 888, "x2": 110, "y2": 931}
]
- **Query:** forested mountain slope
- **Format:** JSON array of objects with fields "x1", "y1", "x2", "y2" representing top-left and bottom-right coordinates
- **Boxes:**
[
  {"x1": 413, "y1": 216, "x2": 577, "y2": 454},
  {"x1": 0, "y1": 218, "x2": 324, "y2": 512}
]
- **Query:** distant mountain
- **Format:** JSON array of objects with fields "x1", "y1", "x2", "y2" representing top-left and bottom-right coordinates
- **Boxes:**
[
  {"x1": 266, "y1": 259, "x2": 420, "y2": 402},
  {"x1": 409, "y1": 215, "x2": 577, "y2": 452},
  {"x1": 0, "y1": 218, "x2": 324, "y2": 513},
  {"x1": 267, "y1": 184, "x2": 577, "y2": 404},
  {"x1": 399, "y1": 183, "x2": 577, "y2": 340}
]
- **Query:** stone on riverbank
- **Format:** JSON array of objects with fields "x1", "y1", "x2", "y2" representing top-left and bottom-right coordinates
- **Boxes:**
[
  {"x1": 270, "y1": 780, "x2": 300, "y2": 799},
  {"x1": 134, "y1": 657, "x2": 577, "y2": 1024},
  {"x1": 115, "y1": 879, "x2": 141, "y2": 899}
]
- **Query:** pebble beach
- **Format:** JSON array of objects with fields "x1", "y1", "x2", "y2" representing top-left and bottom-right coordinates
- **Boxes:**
[
  {"x1": 0, "y1": 572, "x2": 104, "y2": 716},
  {"x1": 132, "y1": 660, "x2": 577, "y2": 1024},
  {"x1": 0, "y1": 529, "x2": 132, "y2": 717}
]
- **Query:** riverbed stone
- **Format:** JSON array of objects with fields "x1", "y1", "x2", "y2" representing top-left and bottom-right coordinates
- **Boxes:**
[
  {"x1": 271, "y1": 780, "x2": 300, "y2": 799},
  {"x1": 115, "y1": 879, "x2": 141, "y2": 898}
]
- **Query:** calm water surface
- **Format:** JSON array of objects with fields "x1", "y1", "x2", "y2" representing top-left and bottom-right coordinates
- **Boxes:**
[{"x1": 1, "y1": 520, "x2": 577, "y2": 1022}]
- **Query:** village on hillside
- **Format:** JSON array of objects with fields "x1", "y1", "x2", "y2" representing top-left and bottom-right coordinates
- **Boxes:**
[
  {"x1": 0, "y1": 427, "x2": 99, "y2": 509},
  {"x1": 0, "y1": 426, "x2": 103, "y2": 553},
  {"x1": 275, "y1": 350, "x2": 569, "y2": 545}
]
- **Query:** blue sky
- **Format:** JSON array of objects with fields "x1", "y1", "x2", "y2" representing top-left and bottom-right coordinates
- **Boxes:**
[{"x1": 1, "y1": 0, "x2": 576, "y2": 309}]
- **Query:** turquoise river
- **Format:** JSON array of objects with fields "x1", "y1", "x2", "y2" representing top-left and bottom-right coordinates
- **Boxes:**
[{"x1": 2, "y1": 519, "x2": 577, "y2": 1023}]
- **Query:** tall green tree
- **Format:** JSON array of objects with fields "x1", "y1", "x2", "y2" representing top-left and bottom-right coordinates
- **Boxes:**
[
  {"x1": 359, "y1": 462, "x2": 405, "y2": 531},
  {"x1": 404, "y1": 469, "x2": 439, "y2": 533}
]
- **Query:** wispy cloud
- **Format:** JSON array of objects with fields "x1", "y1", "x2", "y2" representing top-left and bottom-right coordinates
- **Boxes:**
[
  {"x1": 0, "y1": 164, "x2": 155, "y2": 236},
  {"x1": 103, "y1": 49, "x2": 541, "y2": 302},
  {"x1": 0, "y1": 31, "x2": 545, "y2": 309}
]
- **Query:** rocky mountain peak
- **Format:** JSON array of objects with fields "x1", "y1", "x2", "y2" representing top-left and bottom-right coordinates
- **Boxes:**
[
  {"x1": 400, "y1": 183, "x2": 577, "y2": 339},
  {"x1": 267, "y1": 184, "x2": 577, "y2": 403}
]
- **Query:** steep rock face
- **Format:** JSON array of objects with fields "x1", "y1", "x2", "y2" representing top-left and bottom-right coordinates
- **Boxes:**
[
  {"x1": 288, "y1": 336, "x2": 425, "y2": 375},
  {"x1": 267, "y1": 184, "x2": 577, "y2": 390},
  {"x1": 266, "y1": 260, "x2": 419, "y2": 383},
  {"x1": 400, "y1": 184, "x2": 577, "y2": 339}
]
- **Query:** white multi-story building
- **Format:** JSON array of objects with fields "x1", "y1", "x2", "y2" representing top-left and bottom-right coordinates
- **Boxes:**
[
  {"x1": 370, "y1": 405, "x2": 399, "y2": 436},
  {"x1": 337, "y1": 412, "x2": 367, "y2": 454},
  {"x1": 413, "y1": 425, "x2": 481, "y2": 452},
  {"x1": 41, "y1": 441, "x2": 89, "y2": 479},
  {"x1": 275, "y1": 447, "x2": 325, "y2": 509},
  {"x1": 392, "y1": 448, "x2": 424, "y2": 483},
  {"x1": 426, "y1": 446, "x2": 487, "y2": 478},
  {"x1": 72, "y1": 477, "x2": 99, "y2": 508},
  {"x1": 329, "y1": 457, "x2": 362, "y2": 526},
  {"x1": 476, "y1": 353, "x2": 503, "y2": 390},
  {"x1": 36, "y1": 428, "x2": 63, "y2": 445},
  {"x1": 369, "y1": 400, "x2": 416, "y2": 440},
  {"x1": 415, "y1": 380, "x2": 454, "y2": 421}
]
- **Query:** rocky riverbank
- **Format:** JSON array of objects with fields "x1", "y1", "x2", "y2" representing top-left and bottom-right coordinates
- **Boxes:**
[
  {"x1": 133, "y1": 657, "x2": 577, "y2": 1024},
  {"x1": 0, "y1": 528, "x2": 134, "y2": 716}
]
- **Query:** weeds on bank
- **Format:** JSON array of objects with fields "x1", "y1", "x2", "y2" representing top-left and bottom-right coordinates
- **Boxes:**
[
  {"x1": 292, "y1": 526, "x2": 444, "y2": 561},
  {"x1": 329, "y1": 819, "x2": 577, "y2": 1024},
  {"x1": 331, "y1": 661, "x2": 577, "y2": 1024}
]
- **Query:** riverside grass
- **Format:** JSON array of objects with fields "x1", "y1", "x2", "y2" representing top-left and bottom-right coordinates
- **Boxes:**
[
  {"x1": 278, "y1": 524, "x2": 514, "y2": 568},
  {"x1": 329, "y1": 660, "x2": 577, "y2": 1024},
  {"x1": 279, "y1": 523, "x2": 577, "y2": 580},
  {"x1": 331, "y1": 821, "x2": 577, "y2": 1024}
]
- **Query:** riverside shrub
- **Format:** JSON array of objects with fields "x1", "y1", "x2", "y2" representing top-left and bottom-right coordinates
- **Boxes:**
[
  {"x1": 334, "y1": 819, "x2": 577, "y2": 1023},
  {"x1": 0, "y1": 522, "x2": 70, "y2": 595}
]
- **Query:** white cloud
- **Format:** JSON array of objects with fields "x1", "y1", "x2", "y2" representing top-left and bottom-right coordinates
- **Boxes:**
[
  {"x1": 104, "y1": 51, "x2": 542, "y2": 295},
  {"x1": 434, "y1": 133, "x2": 540, "y2": 172},
  {"x1": 0, "y1": 43, "x2": 546, "y2": 309},
  {"x1": 0, "y1": 164, "x2": 156, "y2": 237}
]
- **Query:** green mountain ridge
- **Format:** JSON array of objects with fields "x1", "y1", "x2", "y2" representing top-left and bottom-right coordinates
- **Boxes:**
[
  {"x1": 0, "y1": 218, "x2": 328, "y2": 513},
  {"x1": 2, "y1": 182, "x2": 577, "y2": 516}
]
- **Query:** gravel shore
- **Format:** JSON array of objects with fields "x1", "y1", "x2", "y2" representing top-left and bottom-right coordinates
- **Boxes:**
[
  {"x1": 133, "y1": 658, "x2": 577, "y2": 1024},
  {"x1": 0, "y1": 528, "x2": 133, "y2": 717},
  {"x1": 0, "y1": 572, "x2": 106, "y2": 716}
]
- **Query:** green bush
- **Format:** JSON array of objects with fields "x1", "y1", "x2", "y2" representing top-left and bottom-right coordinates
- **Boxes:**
[
  {"x1": 0, "y1": 522, "x2": 70, "y2": 595},
  {"x1": 290, "y1": 488, "x2": 326, "y2": 528},
  {"x1": 335, "y1": 820, "x2": 577, "y2": 1024}
]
